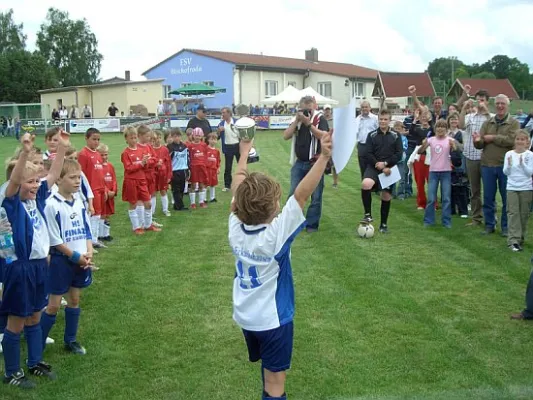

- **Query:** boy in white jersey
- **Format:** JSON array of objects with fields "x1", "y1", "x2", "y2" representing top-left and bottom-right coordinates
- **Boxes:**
[
  {"x1": 41, "y1": 160, "x2": 94, "y2": 355},
  {"x1": 1, "y1": 132, "x2": 69, "y2": 389},
  {"x1": 229, "y1": 134, "x2": 332, "y2": 400}
]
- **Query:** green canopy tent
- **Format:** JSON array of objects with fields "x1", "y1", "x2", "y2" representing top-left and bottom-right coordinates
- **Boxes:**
[{"x1": 168, "y1": 83, "x2": 226, "y2": 96}]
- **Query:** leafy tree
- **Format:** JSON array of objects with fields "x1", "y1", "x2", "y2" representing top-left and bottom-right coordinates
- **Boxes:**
[
  {"x1": 0, "y1": 50, "x2": 57, "y2": 102},
  {"x1": 471, "y1": 72, "x2": 497, "y2": 79},
  {"x1": 36, "y1": 8, "x2": 103, "y2": 87},
  {"x1": 0, "y1": 9, "x2": 26, "y2": 54},
  {"x1": 455, "y1": 67, "x2": 470, "y2": 79},
  {"x1": 428, "y1": 57, "x2": 466, "y2": 85}
]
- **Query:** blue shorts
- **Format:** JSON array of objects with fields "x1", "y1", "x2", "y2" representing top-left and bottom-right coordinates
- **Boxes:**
[
  {"x1": 48, "y1": 254, "x2": 92, "y2": 295},
  {"x1": 242, "y1": 321, "x2": 293, "y2": 372},
  {"x1": 0, "y1": 258, "x2": 48, "y2": 317}
]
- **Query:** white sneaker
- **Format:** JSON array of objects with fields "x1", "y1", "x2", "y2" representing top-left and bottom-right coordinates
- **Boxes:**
[
  {"x1": 46, "y1": 337, "x2": 55, "y2": 345},
  {"x1": 61, "y1": 297, "x2": 67, "y2": 307},
  {"x1": 222, "y1": 187, "x2": 230, "y2": 192},
  {"x1": 152, "y1": 221, "x2": 163, "y2": 228},
  {"x1": 163, "y1": 211, "x2": 171, "y2": 217},
  {"x1": 0, "y1": 333, "x2": 3, "y2": 353},
  {"x1": 460, "y1": 214, "x2": 468, "y2": 219}
]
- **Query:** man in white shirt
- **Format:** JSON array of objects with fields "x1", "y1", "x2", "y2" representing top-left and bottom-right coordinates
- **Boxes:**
[
  {"x1": 156, "y1": 101, "x2": 164, "y2": 116},
  {"x1": 356, "y1": 101, "x2": 378, "y2": 176},
  {"x1": 82, "y1": 105, "x2": 92, "y2": 119},
  {"x1": 218, "y1": 107, "x2": 240, "y2": 191}
]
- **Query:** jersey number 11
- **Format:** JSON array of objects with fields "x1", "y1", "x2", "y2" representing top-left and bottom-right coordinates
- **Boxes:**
[{"x1": 236, "y1": 260, "x2": 262, "y2": 289}]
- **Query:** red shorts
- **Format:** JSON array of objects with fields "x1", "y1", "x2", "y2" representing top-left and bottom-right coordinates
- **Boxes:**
[
  {"x1": 155, "y1": 171, "x2": 170, "y2": 192},
  {"x1": 92, "y1": 189, "x2": 106, "y2": 216},
  {"x1": 122, "y1": 178, "x2": 151, "y2": 204},
  {"x1": 207, "y1": 168, "x2": 218, "y2": 187},
  {"x1": 190, "y1": 165, "x2": 208, "y2": 185},
  {"x1": 145, "y1": 171, "x2": 156, "y2": 195},
  {"x1": 104, "y1": 197, "x2": 115, "y2": 217}
]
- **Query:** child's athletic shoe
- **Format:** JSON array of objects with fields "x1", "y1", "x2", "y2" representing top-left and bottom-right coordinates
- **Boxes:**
[
  {"x1": 145, "y1": 225, "x2": 162, "y2": 232},
  {"x1": 134, "y1": 228, "x2": 145, "y2": 235},
  {"x1": 100, "y1": 235, "x2": 113, "y2": 241},
  {"x1": 379, "y1": 224, "x2": 389, "y2": 234},
  {"x1": 152, "y1": 221, "x2": 163, "y2": 228},
  {"x1": 46, "y1": 337, "x2": 55, "y2": 345},
  {"x1": 28, "y1": 362, "x2": 57, "y2": 380},
  {"x1": 163, "y1": 211, "x2": 171, "y2": 217},
  {"x1": 190, "y1": 204, "x2": 197, "y2": 210},
  {"x1": 65, "y1": 341, "x2": 87, "y2": 355},
  {"x1": 93, "y1": 241, "x2": 107, "y2": 249},
  {"x1": 209, "y1": 198, "x2": 217, "y2": 203},
  {"x1": 200, "y1": 202, "x2": 208, "y2": 209},
  {"x1": 360, "y1": 214, "x2": 373, "y2": 224},
  {"x1": 61, "y1": 297, "x2": 67, "y2": 307},
  {"x1": 222, "y1": 187, "x2": 230, "y2": 192},
  {"x1": 3, "y1": 369, "x2": 36, "y2": 389},
  {"x1": 0, "y1": 333, "x2": 3, "y2": 353}
]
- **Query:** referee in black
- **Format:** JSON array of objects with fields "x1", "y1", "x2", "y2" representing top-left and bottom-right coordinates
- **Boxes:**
[{"x1": 359, "y1": 109, "x2": 403, "y2": 233}]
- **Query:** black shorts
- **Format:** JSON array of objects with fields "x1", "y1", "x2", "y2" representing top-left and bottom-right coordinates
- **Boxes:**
[{"x1": 363, "y1": 166, "x2": 392, "y2": 192}]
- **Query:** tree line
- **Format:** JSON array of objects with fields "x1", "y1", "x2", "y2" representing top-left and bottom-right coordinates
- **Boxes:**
[
  {"x1": 428, "y1": 56, "x2": 532, "y2": 100},
  {"x1": 0, "y1": 8, "x2": 103, "y2": 103}
]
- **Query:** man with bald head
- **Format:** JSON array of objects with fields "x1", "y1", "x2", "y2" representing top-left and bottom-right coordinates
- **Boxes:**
[{"x1": 356, "y1": 101, "x2": 378, "y2": 176}]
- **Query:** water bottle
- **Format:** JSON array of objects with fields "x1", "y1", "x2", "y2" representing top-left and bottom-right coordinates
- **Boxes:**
[{"x1": 0, "y1": 207, "x2": 17, "y2": 264}]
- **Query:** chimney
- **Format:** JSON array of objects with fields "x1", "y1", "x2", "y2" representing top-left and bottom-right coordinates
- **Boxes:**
[
  {"x1": 125, "y1": 70, "x2": 131, "y2": 81},
  {"x1": 305, "y1": 48, "x2": 318, "y2": 62}
]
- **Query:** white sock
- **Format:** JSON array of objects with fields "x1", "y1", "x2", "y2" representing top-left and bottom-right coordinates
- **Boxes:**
[
  {"x1": 184, "y1": 181, "x2": 189, "y2": 194},
  {"x1": 128, "y1": 210, "x2": 139, "y2": 230},
  {"x1": 136, "y1": 205, "x2": 144, "y2": 227},
  {"x1": 103, "y1": 221, "x2": 110, "y2": 237},
  {"x1": 195, "y1": 183, "x2": 199, "y2": 192},
  {"x1": 144, "y1": 208, "x2": 153, "y2": 228},
  {"x1": 161, "y1": 195, "x2": 169, "y2": 212},
  {"x1": 151, "y1": 196, "x2": 156, "y2": 215},
  {"x1": 91, "y1": 216, "x2": 100, "y2": 243},
  {"x1": 189, "y1": 191, "x2": 196, "y2": 205},
  {"x1": 99, "y1": 219, "x2": 106, "y2": 238},
  {"x1": 209, "y1": 187, "x2": 216, "y2": 200},
  {"x1": 199, "y1": 190, "x2": 206, "y2": 204}
]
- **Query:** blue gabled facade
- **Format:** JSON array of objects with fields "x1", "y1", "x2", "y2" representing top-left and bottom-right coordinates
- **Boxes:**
[{"x1": 143, "y1": 50, "x2": 234, "y2": 109}]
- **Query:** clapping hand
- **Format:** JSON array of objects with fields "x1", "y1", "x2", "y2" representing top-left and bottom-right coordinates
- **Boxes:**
[
  {"x1": 473, "y1": 132, "x2": 481, "y2": 142},
  {"x1": 519, "y1": 154, "x2": 524, "y2": 165},
  {"x1": 507, "y1": 155, "x2": 512, "y2": 166},
  {"x1": 321, "y1": 133, "x2": 332, "y2": 158},
  {"x1": 464, "y1": 84, "x2": 472, "y2": 95}
]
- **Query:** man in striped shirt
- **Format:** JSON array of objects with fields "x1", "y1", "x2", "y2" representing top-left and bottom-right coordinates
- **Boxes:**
[{"x1": 459, "y1": 88, "x2": 492, "y2": 227}]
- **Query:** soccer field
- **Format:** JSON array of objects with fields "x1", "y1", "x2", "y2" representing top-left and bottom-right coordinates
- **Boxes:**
[{"x1": 1, "y1": 131, "x2": 533, "y2": 400}]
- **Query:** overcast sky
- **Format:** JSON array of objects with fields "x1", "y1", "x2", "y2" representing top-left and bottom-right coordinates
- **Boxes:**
[{"x1": 5, "y1": 0, "x2": 533, "y2": 81}]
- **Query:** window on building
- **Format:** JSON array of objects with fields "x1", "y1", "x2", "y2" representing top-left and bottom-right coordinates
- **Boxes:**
[
  {"x1": 352, "y1": 81, "x2": 365, "y2": 97},
  {"x1": 203, "y1": 81, "x2": 214, "y2": 86},
  {"x1": 288, "y1": 81, "x2": 297, "y2": 87},
  {"x1": 265, "y1": 80, "x2": 278, "y2": 97},
  {"x1": 317, "y1": 82, "x2": 332, "y2": 97},
  {"x1": 163, "y1": 85, "x2": 171, "y2": 98}
]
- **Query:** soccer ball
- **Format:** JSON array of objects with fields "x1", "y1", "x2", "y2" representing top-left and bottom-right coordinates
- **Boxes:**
[{"x1": 357, "y1": 223, "x2": 375, "y2": 238}]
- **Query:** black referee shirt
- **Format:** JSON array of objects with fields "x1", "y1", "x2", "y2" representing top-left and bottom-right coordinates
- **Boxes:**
[{"x1": 364, "y1": 127, "x2": 403, "y2": 168}]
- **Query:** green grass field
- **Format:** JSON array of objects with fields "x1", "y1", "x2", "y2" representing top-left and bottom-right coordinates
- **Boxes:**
[{"x1": 1, "y1": 131, "x2": 533, "y2": 400}]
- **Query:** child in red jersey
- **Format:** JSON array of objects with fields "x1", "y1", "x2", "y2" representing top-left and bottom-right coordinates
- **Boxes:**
[
  {"x1": 187, "y1": 127, "x2": 209, "y2": 209},
  {"x1": 152, "y1": 130, "x2": 172, "y2": 216},
  {"x1": 206, "y1": 132, "x2": 221, "y2": 203},
  {"x1": 77, "y1": 128, "x2": 107, "y2": 249},
  {"x1": 121, "y1": 127, "x2": 161, "y2": 234},
  {"x1": 184, "y1": 128, "x2": 193, "y2": 195},
  {"x1": 136, "y1": 125, "x2": 163, "y2": 229},
  {"x1": 97, "y1": 143, "x2": 117, "y2": 241}
]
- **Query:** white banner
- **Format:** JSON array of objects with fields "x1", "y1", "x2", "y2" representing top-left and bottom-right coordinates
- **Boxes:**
[
  {"x1": 269, "y1": 115, "x2": 294, "y2": 129},
  {"x1": 69, "y1": 118, "x2": 121, "y2": 133},
  {"x1": 332, "y1": 97, "x2": 358, "y2": 174}
]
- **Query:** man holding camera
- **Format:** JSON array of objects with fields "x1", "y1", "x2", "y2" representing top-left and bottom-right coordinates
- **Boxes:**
[{"x1": 283, "y1": 96, "x2": 330, "y2": 233}]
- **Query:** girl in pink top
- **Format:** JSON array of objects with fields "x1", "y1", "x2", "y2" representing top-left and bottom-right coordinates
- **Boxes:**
[{"x1": 418, "y1": 119, "x2": 458, "y2": 228}]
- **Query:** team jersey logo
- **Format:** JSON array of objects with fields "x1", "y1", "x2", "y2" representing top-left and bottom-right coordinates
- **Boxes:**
[{"x1": 70, "y1": 212, "x2": 78, "y2": 220}]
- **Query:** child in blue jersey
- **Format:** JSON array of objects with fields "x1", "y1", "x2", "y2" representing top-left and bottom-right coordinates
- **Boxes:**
[
  {"x1": 1, "y1": 132, "x2": 69, "y2": 389},
  {"x1": 41, "y1": 159, "x2": 95, "y2": 355},
  {"x1": 229, "y1": 133, "x2": 332, "y2": 400}
]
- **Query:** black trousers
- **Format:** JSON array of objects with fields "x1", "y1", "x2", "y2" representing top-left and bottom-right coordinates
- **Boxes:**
[
  {"x1": 451, "y1": 185, "x2": 469, "y2": 215},
  {"x1": 522, "y1": 267, "x2": 533, "y2": 318},
  {"x1": 224, "y1": 144, "x2": 240, "y2": 189},
  {"x1": 357, "y1": 143, "x2": 367, "y2": 177},
  {"x1": 171, "y1": 170, "x2": 187, "y2": 210}
]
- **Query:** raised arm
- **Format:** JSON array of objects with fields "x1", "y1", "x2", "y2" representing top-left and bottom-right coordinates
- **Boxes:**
[
  {"x1": 46, "y1": 131, "x2": 70, "y2": 187},
  {"x1": 456, "y1": 84, "x2": 471, "y2": 110},
  {"x1": 283, "y1": 118, "x2": 298, "y2": 140},
  {"x1": 231, "y1": 140, "x2": 254, "y2": 194},
  {"x1": 458, "y1": 101, "x2": 471, "y2": 130},
  {"x1": 6, "y1": 133, "x2": 33, "y2": 198},
  {"x1": 294, "y1": 134, "x2": 332, "y2": 209}
]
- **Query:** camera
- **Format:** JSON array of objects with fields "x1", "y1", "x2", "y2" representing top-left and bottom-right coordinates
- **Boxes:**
[{"x1": 298, "y1": 109, "x2": 311, "y2": 117}]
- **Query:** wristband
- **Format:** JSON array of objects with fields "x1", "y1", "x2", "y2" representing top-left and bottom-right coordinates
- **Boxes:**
[{"x1": 69, "y1": 251, "x2": 81, "y2": 263}]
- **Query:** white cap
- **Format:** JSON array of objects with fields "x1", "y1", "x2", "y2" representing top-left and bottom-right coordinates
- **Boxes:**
[{"x1": 323, "y1": 104, "x2": 332, "y2": 110}]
